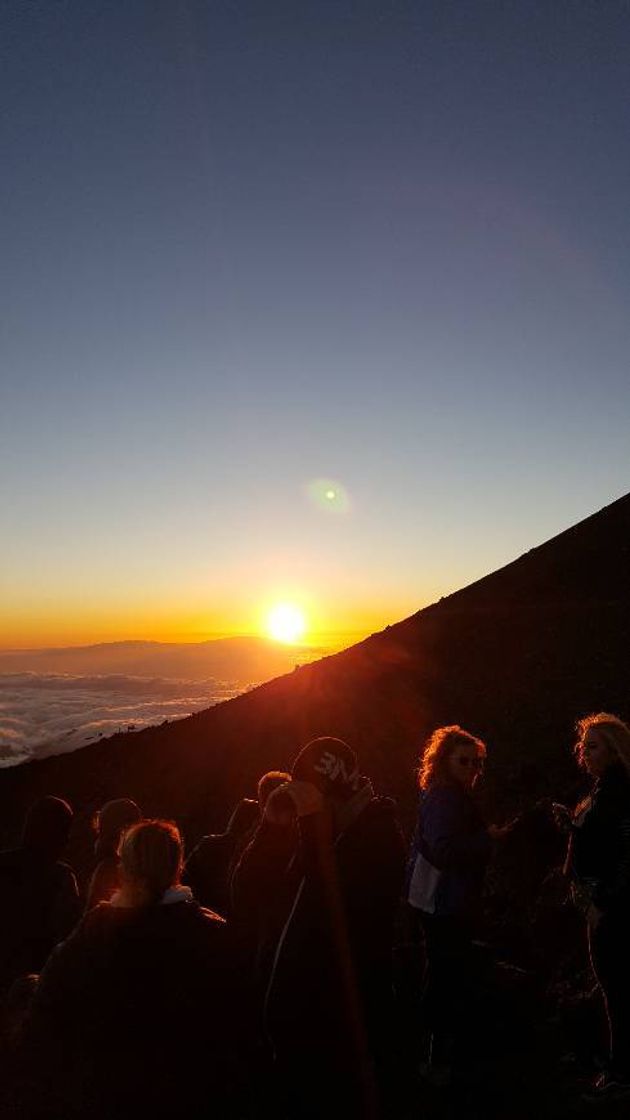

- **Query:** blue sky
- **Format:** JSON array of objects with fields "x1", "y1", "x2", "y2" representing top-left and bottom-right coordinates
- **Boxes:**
[{"x1": 2, "y1": 0, "x2": 629, "y2": 646}]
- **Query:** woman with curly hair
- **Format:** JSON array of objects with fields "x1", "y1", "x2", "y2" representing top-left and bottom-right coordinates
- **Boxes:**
[
  {"x1": 563, "y1": 713, "x2": 630, "y2": 1101},
  {"x1": 406, "y1": 725, "x2": 508, "y2": 1081}
]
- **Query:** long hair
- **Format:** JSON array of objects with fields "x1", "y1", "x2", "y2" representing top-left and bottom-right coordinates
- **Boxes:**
[
  {"x1": 120, "y1": 819, "x2": 182, "y2": 904},
  {"x1": 418, "y1": 725, "x2": 486, "y2": 791},
  {"x1": 575, "y1": 712, "x2": 630, "y2": 774}
]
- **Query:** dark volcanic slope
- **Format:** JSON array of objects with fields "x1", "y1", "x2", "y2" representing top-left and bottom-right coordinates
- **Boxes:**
[{"x1": 1, "y1": 493, "x2": 629, "y2": 851}]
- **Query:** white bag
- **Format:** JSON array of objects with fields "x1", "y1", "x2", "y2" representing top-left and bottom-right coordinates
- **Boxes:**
[{"x1": 408, "y1": 851, "x2": 442, "y2": 914}]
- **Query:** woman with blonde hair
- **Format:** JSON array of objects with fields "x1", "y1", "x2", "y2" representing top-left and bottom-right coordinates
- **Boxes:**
[
  {"x1": 406, "y1": 725, "x2": 508, "y2": 1081},
  {"x1": 561, "y1": 712, "x2": 630, "y2": 1101},
  {"x1": 23, "y1": 820, "x2": 241, "y2": 1118}
]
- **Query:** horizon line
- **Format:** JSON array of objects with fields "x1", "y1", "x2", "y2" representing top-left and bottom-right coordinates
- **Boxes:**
[{"x1": 0, "y1": 629, "x2": 374, "y2": 655}]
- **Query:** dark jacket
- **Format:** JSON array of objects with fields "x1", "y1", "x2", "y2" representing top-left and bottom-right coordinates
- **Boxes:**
[
  {"x1": 184, "y1": 833, "x2": 240, "y2": 916},
  {"x1": 230, "y1": 818, "x2": 298, "y2": 988},
  {"x1": 264, "y1": 789, "x2": 405, "y2": 1060},
  {"x1": 184, "y1": 799, "x2": 260, "y2": 917},
  {"x1": 20, "y1": 895, "x2": 243, "y2": 1119},
  {"x1": 0, "y1": 849, "x2": 80, "y2": 996},
  {"x1": 407, "y1": 783, "x2": 491, "y2": 920},
  {"x1": 571, "y1": 762, "x2": 630, "y2": 915}
]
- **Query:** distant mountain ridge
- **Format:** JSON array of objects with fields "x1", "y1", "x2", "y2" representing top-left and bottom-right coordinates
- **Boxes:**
[
  {"x1": 0, "y1": 636, "x2": 322, "y2": 682},
  {"x1": 1, "y1": 493, "x2": 629, "y2": 858}
]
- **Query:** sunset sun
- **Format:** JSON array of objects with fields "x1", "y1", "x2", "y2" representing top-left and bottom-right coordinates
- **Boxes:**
[{"x1": 266, "y1": 603, "x2": 307, "y2": 644}]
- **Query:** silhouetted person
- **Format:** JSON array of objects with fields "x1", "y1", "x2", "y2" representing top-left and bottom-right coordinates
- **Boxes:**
[
  {"x1": 257, "y1": 769, "x2": 292, "y2": 813},
  {"x1": 406, "y1": 726, "x2": 509, "y2": 1082},
  {"x1": 85, "y1": 797, "x2": 141, "y2": 910},
  {"x1": 0, "y1": 797, "x2": 79, "y2": 997},
  {"x1": 559, "y1": 713, "x2": 630, "y2": 1102},
  {"x1": 264, "y1": 737, "x2": 405, "y2": 1119},
  {"x1": 21, "y1": 819, "x2": 243, "y2": 1119},
  {"x1": 231, "y1": 773, "x2": 295, "y2": 994},
  {"x1": 185, "y1": 796, "x2": 259, "y2": 915}
]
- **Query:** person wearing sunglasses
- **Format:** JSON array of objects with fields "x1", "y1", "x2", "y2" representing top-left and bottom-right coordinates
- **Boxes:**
[{"x1": 406, "y1": 725, "x2": 509, "y2": 1084}]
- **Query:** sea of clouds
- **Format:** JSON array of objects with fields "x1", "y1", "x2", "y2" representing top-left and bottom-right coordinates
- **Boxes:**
[{"x1": 0, "y1": 673, "x2": 244, "y2": 768}]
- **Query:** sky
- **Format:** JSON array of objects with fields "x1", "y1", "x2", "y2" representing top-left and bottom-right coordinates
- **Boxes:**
[{"x1": 2, "y1": 0, "x2": 630, "y2": 649}]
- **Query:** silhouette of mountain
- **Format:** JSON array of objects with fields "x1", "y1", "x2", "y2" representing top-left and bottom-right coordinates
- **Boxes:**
[
  {"x1": 0, "y1": 635, "x2": 321, "y2": 682},
  {"x1": 1, "y1": 493, "x2": 629, "y2": 856}
]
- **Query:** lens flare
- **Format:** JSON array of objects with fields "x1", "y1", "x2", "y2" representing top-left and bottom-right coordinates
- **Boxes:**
[
  {"x1": 306, "y1": 478, "x2": 350, "y2": 514},
  {"x1": 267, "y1": 603, "x2": 307, "y2": 644}
]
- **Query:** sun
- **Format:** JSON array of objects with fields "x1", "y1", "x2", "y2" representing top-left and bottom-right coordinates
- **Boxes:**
[{"x1": 267, "y1": 602, "x2": 307, "y2": 644}]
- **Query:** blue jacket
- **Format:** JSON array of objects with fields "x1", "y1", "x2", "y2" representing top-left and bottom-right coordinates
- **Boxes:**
[{"x1": 407, "y1": 783, "x2": 491, "y2": 919}]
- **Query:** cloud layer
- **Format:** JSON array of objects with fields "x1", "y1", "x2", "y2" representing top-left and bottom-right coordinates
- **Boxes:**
[{"x1": 0, "y1": 673, "x2": 243, "y2": 767}]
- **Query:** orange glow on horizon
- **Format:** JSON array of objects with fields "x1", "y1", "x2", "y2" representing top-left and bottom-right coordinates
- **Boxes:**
[{"x1": 0, "y1": 589, "x2": 424, "y2": 653}]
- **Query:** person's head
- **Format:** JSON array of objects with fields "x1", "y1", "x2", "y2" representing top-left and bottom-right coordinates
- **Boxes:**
[
  {"x1": 225, "y1": 798, "x2": 260, "y2": 839},
  {"x1": 94, "y1": 798, "x2": 141, "y2": 855},
  {"x1": 291, "y1": 737, "x2": 360, "y2": 803},
  {"x1": 575, "y1": 712, "x2": 630, "y2": 779},
  {"x1": 22, "y1": 796, "x2": 73, "y2": 860},
  {"x1": 119, "y1": 819, "x2": 182, "y2": 905},
  {"x1": 257, "y1": 770, "x2": 291, "y2": 811},
  {"x1": 263, "y1": 785, "x2": 296, "y2": 828},
  {"x1": 418, "y1": 726, "x2": 486, "y2": 791}
]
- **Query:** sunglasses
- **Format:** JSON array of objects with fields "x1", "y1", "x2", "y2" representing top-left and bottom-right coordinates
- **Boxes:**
[{"x1": 454, "y1": 755, "x2": 484, "y2": 770}]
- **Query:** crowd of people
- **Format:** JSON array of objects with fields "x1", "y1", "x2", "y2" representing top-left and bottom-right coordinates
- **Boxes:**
[{"x1": 1, "y1": 714, "x2": 630, "y2": 1118}]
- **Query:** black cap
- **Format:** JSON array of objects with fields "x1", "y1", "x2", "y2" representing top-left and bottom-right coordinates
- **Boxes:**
[{"x1": 292, "y1": 737, "x2": 360, "y2": 798}]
